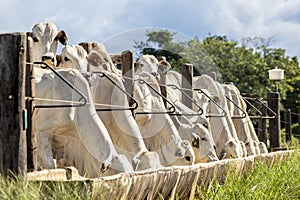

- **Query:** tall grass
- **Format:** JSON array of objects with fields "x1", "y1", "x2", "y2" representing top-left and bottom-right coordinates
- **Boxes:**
[
  {"x1": 0, "y1": 175, "x2": 93, "y2": 200},
  {"x1": 195, "y1": 151, "x2": 300, "y2": 200}
]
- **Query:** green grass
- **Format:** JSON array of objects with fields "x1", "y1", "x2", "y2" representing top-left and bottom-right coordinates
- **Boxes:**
[
  {"x1": 0, "y1": 175, "x2": 93, "y2": 200},
  {"x1": 194, "y1": 151, "x2": 300, "y2": 200},
  {"x1": 1, "y1": 151, "x2": 300, "y2": 199}
]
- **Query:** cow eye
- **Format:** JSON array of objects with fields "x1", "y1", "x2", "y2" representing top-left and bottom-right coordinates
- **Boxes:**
[
  {"x1": 64, "y1": 57, "x2": 70, "y2": 62},
  {"x1": 203, "y1": 124, "x2": 208, "y2": 128},
  {"x1": 201, "y1": 137, "x2": 208, "y2": 141},
  {"x1": 32, "y1": 37, "x2": 39, "y2": 42},
  {"x1": 140, "y1": 63, "x2": 144, "y2": 67}
]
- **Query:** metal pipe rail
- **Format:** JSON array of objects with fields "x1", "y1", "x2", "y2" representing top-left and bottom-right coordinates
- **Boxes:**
[
  {"x1": 242, "y1": 96, "x2": 277, "y2": 119},
  {"x1": 93, "y1": 72, "x2": 138, "y2": 112},
  {"x1": 31, "y1": 62, "x2": 87, "y2": 109},
  {"x1": 134, "y1": 79, "x2": 176, "y2": 115},
  {"x1": 225, "y1": 96, "x2": 247, "y2": 119},
  {"x1": 167, "y1": 84, "x2": 204, "y2": 116},
  {"x1": 194, "y1": 88, "x2": 227, "y2": 118}
]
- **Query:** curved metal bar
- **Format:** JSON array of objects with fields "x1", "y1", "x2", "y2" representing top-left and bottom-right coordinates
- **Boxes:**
[
  {"x1": 194, "y1": 88, "x2": 227, "y2": 118},
  {"x1": 167, "y1": 84, "x2": 204, "y2": 116},
  {"x1": 242, "y1": 96, "x2": 277, "y2": 119},
  {"x1": 93, "y1": 72, "x2": 138, "y2": 112},
  {"x1": 134, "y1": 79, "x2": 176, "y2": 115},
  {"x1": 225, "y1": 96, "x2": 247, "y2": 119},
  {"x1": 33, "y1": 62, "x2": 87, "y2": 109}
]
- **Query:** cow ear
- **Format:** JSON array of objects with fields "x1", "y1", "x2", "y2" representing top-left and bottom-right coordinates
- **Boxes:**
[
  {"x1": 55, "y1": 30, "x2": 68, "y2": 45},
  {"x1": 158, "y1": 60, "x2": 171, "y2": 74},
  {"x1": 56, "y1": 55, "x2": 62, "y2": 67},
  {"x1": 87, "y1": 51, "x2": 102, "y2": 67}
]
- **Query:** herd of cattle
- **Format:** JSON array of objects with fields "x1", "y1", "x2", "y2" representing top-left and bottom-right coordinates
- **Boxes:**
[{"x1": 25, "y1": 22, "x2": 268, "y2": 178}]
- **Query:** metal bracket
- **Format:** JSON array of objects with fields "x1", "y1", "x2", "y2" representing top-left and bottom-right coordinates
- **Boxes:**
[
  {"x1": 225, "y1": 96, "x2": 247, "y2": 119},
  {"x1": 93, "y1": 72, "x2": 138, "y2": 112},
  {"x1": 194, "y1": 88, "x2": 227, "y2": 118},
  {"x1": 134, "y1": 79, "x2": 176, "y2": 115},
  {"x1": 167, "y1": 84, "x2": 204, "y2": 116},
  {"x1": 242, "y1": 96, "x2": 277, "y2": 119},
  {"x1": 32, "y1": 62, "x2": 87, "y2": 109}
]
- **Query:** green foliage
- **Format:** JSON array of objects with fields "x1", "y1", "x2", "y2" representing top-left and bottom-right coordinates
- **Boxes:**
[
  {"x1": 134, "y1": 30, "x2": 300, "y2": 112},
  {"x1": 195, "y1": 151, "x2": 300, "y2": 199}
]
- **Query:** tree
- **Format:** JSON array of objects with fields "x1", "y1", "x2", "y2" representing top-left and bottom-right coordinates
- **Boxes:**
[{"x1": 133, "y1": 30, "x2": 300, "y2": 112}]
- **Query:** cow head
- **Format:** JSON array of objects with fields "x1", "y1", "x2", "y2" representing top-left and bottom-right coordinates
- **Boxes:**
[
  {"x1": 87, "y1": 43, "x2": 121, "y2": 75},
  {"x1": 192, "y1": 124, "x2": 219, "y2": 163},
  {"x1": 57, "y1": 45, "x2": 88, "y2": 71},
  {"x1": 135, "y1": 55, "x2": 160, "y2": 79},
  {"x1": 29, "y1": 22, "x2": 68, "y2": 66}
]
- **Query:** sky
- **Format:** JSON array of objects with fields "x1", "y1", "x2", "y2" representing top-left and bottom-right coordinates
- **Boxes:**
[{"x1": 1, "y1": 0, "x2": 300, "y2": 59}]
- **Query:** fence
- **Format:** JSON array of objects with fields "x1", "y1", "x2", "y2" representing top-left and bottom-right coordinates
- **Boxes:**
[{"x1": 0, "y1": 36, "x2": 298, "y2": 180}]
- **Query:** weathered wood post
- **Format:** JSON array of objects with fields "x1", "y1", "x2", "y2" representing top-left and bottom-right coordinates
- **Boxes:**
[
  {"x1": 181, "y1": 63, "x2": 193, "y2": 109},
  {"x1": 26, "y1": 33, "x2": 37, "y2": 171},
  {"x1": 258, "y1": 101, "x2": 268, "y2": 145},
  {"x1": 121, "y1": 50, "x2": 135, "y2": 106},
  {"x1": 285, "y1": 109, "x2": 292, "y2": 143},
  {"x1": 267, "y1": 92, "x2": 281, "y2": 150},
  {"x1": 0, "y1": 33, "x2": 27, "y2": 175}
]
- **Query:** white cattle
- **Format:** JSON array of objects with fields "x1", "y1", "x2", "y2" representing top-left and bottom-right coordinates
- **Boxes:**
[
  {"x1": 34, "y1": 67, "x2": 133, "y2": 178},
  {"x1": 223, "y1": 83, "x2": 268, "y2": 154},
  {"x1": 193, "y1": 75, "x2": 245, "y2": 158},
  {"x1": 28, "y1": 22, "x2": 68, "y2": 66},
  {"x1": 151, "y1": 57, "x2": 243, "y2": 159},
  {"x1": 57, "y1": 44, "x2": 162, "y2": 171},
  {"x1": 133, "y1": 72, "x2": 195, "y2": 166},
  {"x1": 136, "y1": 57, "x2": 219, "y2": 163},
  {"x1": 28, "y1": 23, "x2": 133, "y2": 177},
  {"x1": 156, "y1": 61, "x2": 218, "y2": 163}
]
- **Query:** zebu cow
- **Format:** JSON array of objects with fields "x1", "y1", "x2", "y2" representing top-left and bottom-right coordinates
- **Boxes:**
[
  {"x1": 143, "y1": 55, "x2": 242, "y2": 159},
  {"x1": 133, "y1": 72, "x2": 195, "y2": 166},
  {"x1": 28, "y1": 23, "x2": 133, "y2": 177},
  {"x1": 28, "y1": 22, "x2": 68, "y2": 66},
  {"x1": 193, "y1": 75, "x2": 245, "y2": 158},
  {"x1": 157, "y1": 61, "x2": 218, "y2": 163},
  {"x1": 223, "y1": 83, "x2": 268, "y2": 154},
  {"x1": 34, "y1": 67, "x2": 133, "y2": 177},
  {"x1": 57, "y1": 44, "x2": 162, "y2": 170}
]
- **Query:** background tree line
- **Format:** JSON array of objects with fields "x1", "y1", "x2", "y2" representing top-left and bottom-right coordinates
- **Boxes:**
[{"x1": 134, "y1": 30, "x2": 300, "y2": 121}]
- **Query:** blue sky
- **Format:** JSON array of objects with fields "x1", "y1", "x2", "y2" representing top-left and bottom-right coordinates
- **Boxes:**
[{"x1": 1, "y1": 0, "x2": 300, "y2": 59}]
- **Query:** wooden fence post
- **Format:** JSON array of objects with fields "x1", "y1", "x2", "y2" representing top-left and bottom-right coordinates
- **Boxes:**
[
  {"x1": 267, "y1": 92, "x2": 281, "y2": 150},
  {"x1": 0, "y1": 33, "x2": 27, "y2": 175},
  {"x1": 26, "y1": 33, "x2": 37, "y2": 171},
  {"x1": 285, "y1": 109, "x2": 292, "y2": 143},
  {"x1": 181, "y1": 63, "x2": 193, "y2": 109},
  {"x1": 121, "y1": 50, "x2": 135, "y2": 105},
  {"x1": 258, "y1": 101, "x2": 268, "y2": 146}
]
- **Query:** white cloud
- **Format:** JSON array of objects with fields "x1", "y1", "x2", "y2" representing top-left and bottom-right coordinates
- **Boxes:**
[{"x1": 0, "y1": 0, "x2": 299, "y2": 58}]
